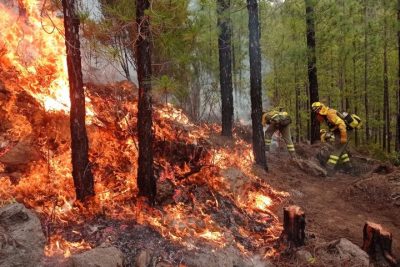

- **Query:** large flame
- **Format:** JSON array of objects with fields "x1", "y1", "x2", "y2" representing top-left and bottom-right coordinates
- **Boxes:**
[{"x1": 0, "y1": 0, "x2": 92, "y2": 113}]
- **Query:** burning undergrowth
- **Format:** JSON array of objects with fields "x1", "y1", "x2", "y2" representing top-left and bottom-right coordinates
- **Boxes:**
[{"x1": 0, "y1": 81, "x2": 288, "y2": 264}]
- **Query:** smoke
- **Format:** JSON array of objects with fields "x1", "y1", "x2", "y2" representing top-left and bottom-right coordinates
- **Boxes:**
[{"x1": 78, "y1": 0, "x2": 137, "y2": 85}]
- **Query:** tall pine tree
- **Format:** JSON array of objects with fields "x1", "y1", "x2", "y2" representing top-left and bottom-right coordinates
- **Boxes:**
[
  {"x1": 247, "y1": 0, "x2": 267, "y2": 170},
  {"x1": 62, "y1": 0, "x2": 94, "y2": 201},
  {"x1": 217, "y1": 0, "x2": 234, "y2": 137},
  {"x1": 305, "y1": 0, "x2": 320, "y2": 144},
  {"x1": 136, "y1": 0, "x2": 156, "y2": 203}
]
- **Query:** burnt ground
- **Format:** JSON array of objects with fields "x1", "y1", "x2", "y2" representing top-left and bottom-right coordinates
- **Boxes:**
[{"x1": 255, "y1": 141, "x2": 400, "y2": 264}]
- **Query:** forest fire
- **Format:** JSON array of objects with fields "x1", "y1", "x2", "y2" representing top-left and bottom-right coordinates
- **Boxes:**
[
  {"x1": 0, "y1": 0, "x2": 70, "y2": 112},
  {"x1": 0, "y1": 0, "x2": 288, "y2": 263}
]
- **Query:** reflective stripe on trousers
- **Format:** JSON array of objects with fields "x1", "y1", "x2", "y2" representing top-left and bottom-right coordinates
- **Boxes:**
[
  {"x1": 286, "y1": 144, "x2": 295, "y2": 152},
  {"x1": 327, "y1": 155, "x2": 339, "y2": 165},
  {"x1": 341, "y1": 153, "x2": 350, "y2": 163}
]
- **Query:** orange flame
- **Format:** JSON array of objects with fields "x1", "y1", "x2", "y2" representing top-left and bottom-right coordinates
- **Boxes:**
[{"x1": 0, "y1": 0, "x2": 93, "y2": 115}]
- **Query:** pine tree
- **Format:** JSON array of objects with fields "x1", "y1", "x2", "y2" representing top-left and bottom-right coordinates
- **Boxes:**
[
  {"x1": 217, "y1": 0, "x2": 234, "y2": 137},
  {"x1": 397, "y1": 0, "x2": 400, "y2": 151},
  {"x1": 305, "y1": 0, "x2": 320, "y2": 143},
  {"x1": 61, "y1": 0, "x2": 95, "y2": 201},
  {"x1": 136, "y1": 0, "x2": 156, "y2": 203},
  {"x1": 247, "y1": 0, "x2": 267, "y2": 170}
]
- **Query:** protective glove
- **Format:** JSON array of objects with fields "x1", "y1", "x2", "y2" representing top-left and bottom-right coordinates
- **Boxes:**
[
  {"x1": 325, "y1": 132, "x2": 335, "y2": 143},
  {"x1": 320, "y1": 133, "x2": 327, "y2": 143}
]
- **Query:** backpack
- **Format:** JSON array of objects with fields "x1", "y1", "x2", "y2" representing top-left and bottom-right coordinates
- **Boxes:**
[{"x1": 338, "y1": 112, "x2": 362, "y2": 130}]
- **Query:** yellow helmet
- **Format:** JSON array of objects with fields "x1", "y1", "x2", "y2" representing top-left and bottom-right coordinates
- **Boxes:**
[{"x1": 311, "y1": 102, "x2": 326, "y2": 114}]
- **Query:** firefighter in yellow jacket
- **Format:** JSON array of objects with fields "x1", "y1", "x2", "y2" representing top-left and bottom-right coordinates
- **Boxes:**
[
  {"x1": 311, "y1": 101, "x2": 352, "y2": 175},
  {"x1": 262, "y1": 108, "x2": 296, "y2": 158}
]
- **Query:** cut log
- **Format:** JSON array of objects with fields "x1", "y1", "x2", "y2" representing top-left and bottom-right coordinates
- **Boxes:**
[
  {"x1": 362, "y1": 221, "x2": 398, "y2": 266},
  {"x1": 282, "y1": 205, "x2": 306, "y2": 246}
]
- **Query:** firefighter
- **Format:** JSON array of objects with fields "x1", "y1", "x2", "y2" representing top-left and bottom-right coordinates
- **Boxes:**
[
  {"x1": 262, "y1": 108, "x2": 296, "y2": 158},
  {"x1": 311, "y1": 101, "x2": 352, "y2": 176}
]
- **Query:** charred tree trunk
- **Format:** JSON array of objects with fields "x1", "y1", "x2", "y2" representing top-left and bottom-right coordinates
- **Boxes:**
[
  {"x1": 305, "y1": 0, "x2": 320, "y2": 144},
  {"x1": 136, "y1": 0, "x2": 156, "y2": 203},
  {"x1": 362, "y1": 222, "x2": 397, "y2": 266},
  {"x1": 217, "y1": 0, "x2": 234, "y2": 137},
  {"x1": 62, "y1": 0, "x2": 94, "y2": 201},
  {"x1": 397, "y1": 0, "x2": 400, "y2": 152},
  {"x1": 364, "y1": 0, "x2": 370, "y2": 142},
  {"x1": 247, "y1": 0, "x2": 267, "y2": 170},
  {"x1": 282, "y1": 205, "x2": 306, "y2": 247}
]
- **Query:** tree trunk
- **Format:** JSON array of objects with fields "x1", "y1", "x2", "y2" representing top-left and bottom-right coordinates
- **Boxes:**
[
  {"x1": 362, "y1": 222, "x2": 397, "y2": 266},
  {"x1": 247, "y1": 0, "x2": 267, "y2": 170},
  {"x1": 295, "y1": 61, "x2": 300, "y2": 143},
  {"x1": 62, "y1": 0, "x2": 94, "y2": 202},
  {"x1": 217, "y1": 0, "x2": 234, "y2": 137},
  {"x1": 136, "y1": 0, "x2": 156, "y2": 203},
  {"x1": 353, "y1": 40, "x2": 359, "y2": 147},
  {"x1": 191, "y1": 64, "x2": 201, "y2": 122},
  {"x1": 397, "y1": 0, "x2": 400, "y2": 151},
  {"x1": 330, "y1": 47, "x2": 334, "y2": 107},
  {"x1": 273, "y1": 57, "x2": 278, "y2": 105},
  {"x1": 383, "y1": 1, "x2": 390, "y2": 153},
  {"x1": 306, "y1": 82, "x2": 310, "y2": 140},
  {"x1": 364, "y1": 0, "x2": 370, "y2": 142},
  {"x1": 305, "y1": 0, "x2": 320, "y2": 144},
  {"x1": 282, "y1": 205, "x2": 306, "y2": 247}
]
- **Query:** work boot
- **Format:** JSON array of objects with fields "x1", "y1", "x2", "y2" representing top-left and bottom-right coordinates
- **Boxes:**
[
  {"x1": 341, "y1": 162, "x2": 359, "y2": 176},
  {"x1": 326, "y1": 165, "x2": 336, "y2": 177},
  {"x1": 341, "y1": 162, "x2": 352, "y2": 174}
]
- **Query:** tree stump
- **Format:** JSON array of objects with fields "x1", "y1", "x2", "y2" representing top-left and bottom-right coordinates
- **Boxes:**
[
  {"x1": 282, "y1": 205, "x2": 306, "y2": 246},
  {"x1": 362, "y1": 221, "x2": 398, "y2": 266}
]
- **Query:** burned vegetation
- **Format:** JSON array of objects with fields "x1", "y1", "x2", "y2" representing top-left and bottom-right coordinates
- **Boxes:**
[{"x1": 0, "y1": 79, "x2": 287, "y2": 265}]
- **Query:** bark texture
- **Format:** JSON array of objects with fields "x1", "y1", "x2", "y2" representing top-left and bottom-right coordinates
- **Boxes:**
[
  {"x1": 305, "y1": 0, "x2": 320, "y2": 144},
  {"x1": 136, "y1": 0, "x2": 156, "y2": 203},
  {"x1": 217, "y1": 0, "x2": 234, "y2": 137},
  {"x1": 247, "y1": 0, "x2": 267, "y2": 170},
  {"x1": 62, "y1": 0, "x2": 94, "y2": 201}
]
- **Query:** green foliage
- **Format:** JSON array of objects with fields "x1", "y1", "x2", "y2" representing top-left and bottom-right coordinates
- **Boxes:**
[
  {"x1": 260, "y1": 0, "x2": 400, "y2": 151},
  {"x1": 153, "y1": 75, "x2": 178, "y2": 104},
  {"x1": 83, "y1": 0, "x2": 400, "y2": 154}
]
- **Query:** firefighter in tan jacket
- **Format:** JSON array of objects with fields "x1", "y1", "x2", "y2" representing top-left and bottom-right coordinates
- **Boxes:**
[
  {"x1": 262, "y1": 108, "x2": 296, "y2": 158},
  {"x1": 311, "y1": 102, "x2": 352, "y2": 175}
]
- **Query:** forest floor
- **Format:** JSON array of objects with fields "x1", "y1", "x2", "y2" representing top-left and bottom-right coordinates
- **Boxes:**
[
  {"x1": 207, "y1": 131, "x2": 400, "y2": 266},
  {"x1": 250, "y1": 140, "x2": 400, "y2": 265}
]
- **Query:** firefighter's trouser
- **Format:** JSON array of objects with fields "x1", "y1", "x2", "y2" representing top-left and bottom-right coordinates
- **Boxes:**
[
  {"x1": 326, "y1": 131, "x2": 350, "y2": 170},
  {"x1": 264, "y1": 124, "x2": 295, "y2": 156}
]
